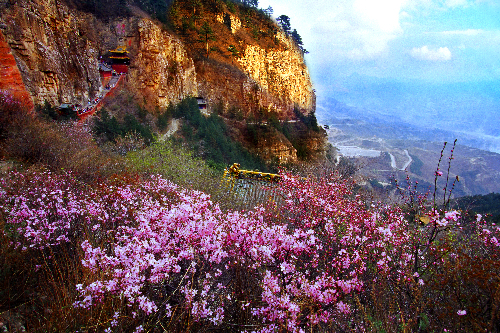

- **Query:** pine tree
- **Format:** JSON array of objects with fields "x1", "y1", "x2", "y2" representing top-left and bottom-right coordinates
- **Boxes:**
[
  {"x1": 291, "y1": 29, "x2": 308, "y2": 54},
  {"x1": 276, "y1": 15, "x2": 291, "y2": 34},
  {"x1": 198, "y1": 22, "x2": 217, "y2": 58}
]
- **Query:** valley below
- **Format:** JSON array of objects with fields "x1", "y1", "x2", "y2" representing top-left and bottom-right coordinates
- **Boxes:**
[{"x1": 319, "y1": 104, "x2": 500, "y2": 197}]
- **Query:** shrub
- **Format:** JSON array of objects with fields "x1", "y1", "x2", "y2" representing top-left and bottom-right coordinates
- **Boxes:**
[
  {"x1": 126, "y1": 139, "x2": 219, "y2": 193},
  {"x1": 93, "y1": 109, "x2": 154, "y2": 147},
  {"x1": 37, "y1": 102, "x2": 78, "y2": 121},
  {"x1": 157, "y1": 104, "x2": 174, "y2": 131},
  {"x1": 0, "y1": 93, "x2": 119, "y2": 181},
  {"x1": 173, "y1": 97, "x2": 268, "y2": 171},
  {"x1": 1, "y1": 141, "x2": 499, "y2": 332}
]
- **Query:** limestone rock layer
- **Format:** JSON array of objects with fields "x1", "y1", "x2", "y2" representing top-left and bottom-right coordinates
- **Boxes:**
[{"x1": 0, "y1": 29, "x2": 33, "y2": 109}]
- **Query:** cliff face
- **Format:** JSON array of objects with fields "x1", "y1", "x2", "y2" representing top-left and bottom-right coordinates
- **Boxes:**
[
  {"x1": 0, "y1": 0, "x2": 325, "y2": 163},
  {"x1": 236, "y1": 31, "x2": 314, "y2": 116},
  {"x1": 0, "y1": 0, "x2": 197, "y2": 108},
  {"x1": 0, "y1": 0, "x2": 101, "y2": 106},
  {"x1": 0, "y1": 29, "x2": 33, "y2": 109},
  {"x1": 129, "y1": 18, "x2": 198, "y2": 109}
]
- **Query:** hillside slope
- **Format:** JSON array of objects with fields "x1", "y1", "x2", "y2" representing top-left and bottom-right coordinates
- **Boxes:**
[{"x1": 0, "y1": 0, "x2": 326, "y2": 164}]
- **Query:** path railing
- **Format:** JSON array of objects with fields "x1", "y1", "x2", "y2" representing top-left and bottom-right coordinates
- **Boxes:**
[
  {"x1": 220, "y1": 163, "x2": 282, "y2": 210},
  {"x1": 78, "y1": 74, "x2": 125, "y2": 121}
]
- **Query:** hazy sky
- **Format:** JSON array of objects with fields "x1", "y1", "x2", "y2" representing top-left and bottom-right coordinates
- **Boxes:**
[{"x1": 257, "y1": 0, "x2": 500, "y2": 97}]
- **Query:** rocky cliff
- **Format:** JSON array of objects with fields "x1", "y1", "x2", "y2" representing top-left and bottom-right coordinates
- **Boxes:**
[
  {"x1": 236, "y1": 31, "x2": 314, "y2": 115},
  {"x1": 0, "y1": 29, "x2": 33, "y2": 109},
  {"x1": 0, "y1": 0, "x2": 325, "y2": 163},
  {"x1": 126, "y1": 17, "x2": 199, "y2": 109},
  {"x1": 0, "y1": 0, "x2": 198, "y2": 107},
  {"x1": 0, "y1": 0, "x2": 101, "y2": 106},
  {"x1": 169, "y1": 0, "x2": 316, "y2": 120}
]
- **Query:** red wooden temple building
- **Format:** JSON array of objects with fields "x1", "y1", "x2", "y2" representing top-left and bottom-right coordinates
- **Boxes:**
[{"x1": 109, "y1": 45, "x2": 130, "y2": 74}]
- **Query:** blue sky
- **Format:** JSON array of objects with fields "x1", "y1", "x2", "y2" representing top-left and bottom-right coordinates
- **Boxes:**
[{"x1": 257, "y1": 0, "x2": 500, "y2": 94}]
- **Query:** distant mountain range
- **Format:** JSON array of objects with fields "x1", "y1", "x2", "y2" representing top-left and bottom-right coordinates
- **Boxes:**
[
  {"x1": 316, "y1": 95, "x2": 500, "y2": 196},
  {"x1": 318, "y1": 74, "x2": 500, "y2": 153}
]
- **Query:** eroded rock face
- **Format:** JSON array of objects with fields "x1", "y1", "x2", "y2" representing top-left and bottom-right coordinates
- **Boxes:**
[
  {"x1": 237, "y1": 31, "x2": 314, "y2": 117},
  {"x1": 0, "y1": 1, "x2": 197, "y2": 109},
  {"x1": 253, "y1": 132, "x2": 297, "y2": 164},
  {"x1": 0, "y1": 29, "x2": 33, "y2": 109},
  {"x1": 0, "y1": 0, "x2": 101, "y2": 106},
  {"x1": 129, "y1": 19, "x2": 198, "y2": 109},
  {"x1": 0, "y1": 0, "x2": 324, "y2": 162},
  {"x1": 1, "y1": 0, "x2": 315, "y2": 118},
  {"x1": 216, "y1": 13, "x2": 241, "y2": 34}
]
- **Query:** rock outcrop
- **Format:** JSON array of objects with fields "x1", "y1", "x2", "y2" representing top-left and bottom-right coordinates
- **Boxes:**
[
  {"x1": 129, "y1": 19, "x2": 198, "y2": 109},
  {"x1": 0, "y1": 0, "x2": 101, "y2": 106},
  {"x1": 253, "y1": 131, "x2": 297, "y2": 164},
  {"x1": 237, "y1": 31, "x2": 314, "y2": 116},
  {"x1": 0, "y1": 29, "x2": 33, "y2": 109},
  {"x1": 0, "y1": 0, "x2": 326, "y2": 163},
  {"x1": 170, "y1": 1, "x2": 316, "y2": 121},
  {"x1": 0, "y1": 1, "x2": 198, "y2": 109}
]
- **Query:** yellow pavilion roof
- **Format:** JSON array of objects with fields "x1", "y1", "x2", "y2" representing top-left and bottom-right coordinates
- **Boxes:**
[{"x1": 109, "y1": 45, "x2": 129, "y2": 54}]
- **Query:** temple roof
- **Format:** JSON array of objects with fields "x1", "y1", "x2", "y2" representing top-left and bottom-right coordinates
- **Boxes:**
[{"x1": 109, "y1": 45, "x2": 129, "y2": 54}]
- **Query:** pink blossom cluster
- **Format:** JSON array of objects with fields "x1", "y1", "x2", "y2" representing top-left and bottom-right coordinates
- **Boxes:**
[
  {"x1": 2, "y1": 169, "x2": 499, "y2": 331},
  {"x1": 72, "y1": 172, "x2": 422, "y2": 331},
  {"x1": 0, "y1": 170, "x2": 81, "y2": 249}
]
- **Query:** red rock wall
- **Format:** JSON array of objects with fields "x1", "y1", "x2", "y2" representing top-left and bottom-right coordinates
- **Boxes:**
[{"x1": 0, "y1": 30, "x2": 34, "y2": 110}]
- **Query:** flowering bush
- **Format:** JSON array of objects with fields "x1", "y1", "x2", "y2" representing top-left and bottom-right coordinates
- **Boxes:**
[{"x1": 1, "y1": 167, "x2": 499, "y2": 332}]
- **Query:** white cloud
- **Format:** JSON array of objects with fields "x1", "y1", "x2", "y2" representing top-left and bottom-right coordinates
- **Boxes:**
[
  {"x1": 352, "y1": 0, "x2": 404, "y2": 33},
  {"x1": 259, "y1": 0, "x2": 407, "y2": 61},
  {"x1": 410, "y1": 46, "x2": 452, "y2": 61},
  {"x1": 400, "y1": 11, "x2": 411, "y2": 19},
  {"x1": 313, "y1": 0, "x2": 406, "y2": 60}
]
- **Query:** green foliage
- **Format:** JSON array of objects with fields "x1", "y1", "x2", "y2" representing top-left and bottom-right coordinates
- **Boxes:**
[
  {"x1": 243, "y1": 108, "x2": 321, "y2": 162},
  {"x1": 227, "y1": 105, "x2": 244, "y2": 121},
  {"x1": 173, "y1": 97, "x2": 268, "y2": 171},
  {"x1": 225, "y1": 0, "x2": 236, "y2": 13},
  {"x1": 126, "y1": 139, "x2": 220, "y2": 193},
  {"x1": 453, "y1": 192, "x2": 500, "y2": 224},
  {"x1": 268, "y1": 112, "x2": 281, "y2": 132},
  {"x1": 198, "y1": 21, "x2": 217, "y2": 57},
  {"x1": 178, "y1": 16, "x2": 196, "y2": 35},
  {"x1": 93, "y1": 109, "x2": 153, "y2": 145},
  {"x1": 157, "y1": 105, "x2": 174, "y2": 131},
  {"x1": 276, "y1": 14, "x2": 291, "y2": 34},
  {"x1": 262, "y1": 5, "x2": 273, "y2": 17},
  {"x1": 242, "y1": 0, "x2": 258, "y2": 8},
  {"x1": 294, "y1": 106, "x2": 320, "y2": 132},
  {"x1": 224, "y1": 0, "x2": 257, "y2": 9},
  {"x1": 207, "y1": 0, "x2": 224, "y2": 13},
  {"x1": 227, "y1": 44, "x2": 240, "y2": 60},
  {"x1": 37, "y1": 102, "x2": 78, "y2": 121},
  {"x1": 275, "y1": 14, "x2": 308, "y2": 53},
  {"x1": 290, "y1": 28, "x2": 308, "y2": 54}
]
